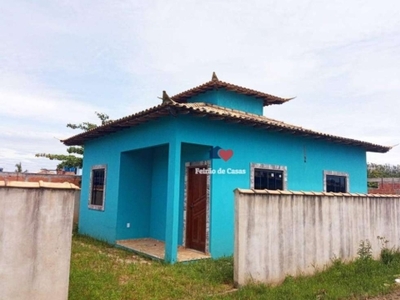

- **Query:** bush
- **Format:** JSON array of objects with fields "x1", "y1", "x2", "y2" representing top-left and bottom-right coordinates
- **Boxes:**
[{"x1": 378, "y1": 236, "x2": 400, "y2": 265}]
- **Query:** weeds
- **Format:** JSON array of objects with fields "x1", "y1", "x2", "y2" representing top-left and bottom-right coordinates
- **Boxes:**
[
  {"x1": 378, "y1": 236, "x2": 400, "y2": 265},
  {"x1": 357, "y1": 239, "x2": 373, "y2": 261}
]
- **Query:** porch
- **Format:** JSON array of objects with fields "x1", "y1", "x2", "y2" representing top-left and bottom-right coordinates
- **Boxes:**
[
  {"x1": 117, "y1": 142, "x2": 212, "y2": 263},
  {"x1": 116, "y1": 238, "x2": 210, "y2": 262}
]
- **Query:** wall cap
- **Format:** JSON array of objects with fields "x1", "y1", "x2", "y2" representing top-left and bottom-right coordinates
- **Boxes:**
[
  {"x1": 234, "y1": 188, "x2": 400, "y2": 198},
  {"x1": 0, "y1": 180, "x2": 80, "y2": 190}
]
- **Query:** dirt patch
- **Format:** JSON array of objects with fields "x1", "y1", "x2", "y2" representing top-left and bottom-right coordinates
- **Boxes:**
[
  {"x1": 75, "y1": 241, "x2": 151, "y2": 265},
  {"x1": 368, "y1": 287, "x2": 400, "y2": 300}
]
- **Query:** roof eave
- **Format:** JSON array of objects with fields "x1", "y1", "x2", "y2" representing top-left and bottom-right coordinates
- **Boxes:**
[{"x1": 62, "y1": 102, "x2": 391, "y2": 154}]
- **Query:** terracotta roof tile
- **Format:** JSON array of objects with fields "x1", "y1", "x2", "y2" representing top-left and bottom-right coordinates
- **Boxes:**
[
  {"x1": 63, "y1": 101, "x2": 391, "y2": 153},
  {"x1": 171, "y1": 76, "x2": 292, "y2": 106}
]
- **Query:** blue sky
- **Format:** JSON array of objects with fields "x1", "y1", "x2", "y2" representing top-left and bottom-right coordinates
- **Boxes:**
[{"x1": 1, "y1": 0, "x2": 399, "y2": 172}]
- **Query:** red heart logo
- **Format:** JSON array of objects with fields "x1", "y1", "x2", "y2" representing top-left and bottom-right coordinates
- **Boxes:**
[{"x1": 218, "y1": 149, "x2": 233, "y2": 161}]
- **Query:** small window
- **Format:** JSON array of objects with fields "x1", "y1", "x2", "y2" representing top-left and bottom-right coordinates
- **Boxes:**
[
  {"x1": 89, "y1": 165, "x2": 106, "y2": 210},
  {"x1": 250, "y1": 163, "x2": 287, "y2": 190},
  {"x1": 326, "y1": 175, "x2": 347, "y2": 192},
  {"x1": 254, "y1": 169, "x2": 283, "y2": 190},
  {"x1": 324, "y1": 171, "x2": 349, "y2": 193}
]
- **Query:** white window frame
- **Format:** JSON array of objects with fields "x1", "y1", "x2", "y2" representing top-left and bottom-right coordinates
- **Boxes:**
[
  {"x1": 88, "y1": 164, "x2": 107, "y2": 211},
  {"x1": 323, "y1": 170, "x2": 349, "y2": 193},
  {"x1": 250, "y1": 163, "x2": 287, "y2": 190}
]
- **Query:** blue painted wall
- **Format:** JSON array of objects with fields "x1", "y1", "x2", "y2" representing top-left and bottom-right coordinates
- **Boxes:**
[
  {"x1": 187, "y1": 89, "x2": 264, "y2": 115},
  {"x1": 117, "y1": 148, "x2": 152, "y2": 240},
  {"x1": 79, "y1": 94, "x2": 368, "y2": 258},
  {"x1": 79, "y1": 137, "x2": 121, "y2": 243},
  {"x1": 149, "y1": 145, "x2": 168, "y2": 241},
  {"x1": 80, "y1": 119, "x2": 173, "y2": 243},
  {"x1": 174, "y1": 115, "x2": 367, "y2": 257}
]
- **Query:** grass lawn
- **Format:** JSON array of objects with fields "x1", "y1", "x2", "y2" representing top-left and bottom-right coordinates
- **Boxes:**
[{"x1": 69, "y1": 234, "x2": 400, "y2": 300}]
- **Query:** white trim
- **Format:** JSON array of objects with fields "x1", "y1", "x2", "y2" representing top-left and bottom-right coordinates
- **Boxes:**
[
  {"x1": 183, "y1": 160, "x2": 211, "y2": 254},
  {"x1": 250, "y1": 163, "x2": 287, "y2": 190},
  {"x1": 88, "y1": 164, "x2": 107, "y2": 211}
]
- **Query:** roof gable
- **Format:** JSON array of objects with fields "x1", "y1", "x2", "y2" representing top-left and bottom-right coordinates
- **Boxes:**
[
  {"x1": 184, "y1": 88, "x2": 264, "y2": 115},
  {"x1": 171, "y1": 72, "x2": 292, "y2": 107}
]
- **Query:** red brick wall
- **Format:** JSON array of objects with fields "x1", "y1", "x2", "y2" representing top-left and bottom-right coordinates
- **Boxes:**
[
  {"x1": 0, "y1": 172, "x2": 81, "y2": 187},
  {"x1": 368, "y1": 178, "x2": 400, "y2": 194}
]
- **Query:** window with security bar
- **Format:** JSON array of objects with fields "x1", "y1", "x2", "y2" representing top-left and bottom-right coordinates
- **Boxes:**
[
  {"x1": 254, "y1": 168, "x2": 284, "y2": 190},
  {"x1": 326, "y1": 174, "x2": 347, "y2": 193},
  {"x1": 89, "y1": 165, "x2": 107, "y2": 210}
]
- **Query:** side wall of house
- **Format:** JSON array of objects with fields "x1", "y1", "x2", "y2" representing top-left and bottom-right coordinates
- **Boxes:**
[
  {"x1": 79, "y1": 138, "x2": 122, "y2": 242},
  {"x1": 80, "y1": 119, "x2": 175, "y2": 243},
  {"x1": 176, "y1": 115, "x2": 367, "y2": 257}
]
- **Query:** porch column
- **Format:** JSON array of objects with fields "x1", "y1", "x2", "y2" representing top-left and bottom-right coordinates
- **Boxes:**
[{"x1": 165, "y1": 141, "x2": 181, "y2": 263}]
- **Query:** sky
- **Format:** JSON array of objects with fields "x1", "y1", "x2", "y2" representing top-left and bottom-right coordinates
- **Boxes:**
[{"x1": 0, "y1": 0, "x2": 399, "y2": 172}]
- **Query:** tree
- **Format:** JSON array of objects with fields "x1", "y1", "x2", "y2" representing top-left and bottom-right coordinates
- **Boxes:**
[
  {"x1": 367, "y1": 163, "x2": 400, "y2": 178},
  {"x1": 15, "y1": 162, "x2": 27, "y2": 173},
  {"x1": 36, "y1": 112, "x2": 111, "y2": 170}
]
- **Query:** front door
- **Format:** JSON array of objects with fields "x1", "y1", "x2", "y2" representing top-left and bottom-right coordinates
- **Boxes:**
[{"x1": 186, "y1": 166, "x2": 207, "y2": 252}]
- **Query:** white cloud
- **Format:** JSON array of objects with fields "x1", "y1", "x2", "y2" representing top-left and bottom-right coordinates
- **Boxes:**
[
  {"x1": 0, "y1": 0, "x2": 399, "y2": 172},
  {"x1": 0, "y1": 89, "x2": 98, "y2": 126}
]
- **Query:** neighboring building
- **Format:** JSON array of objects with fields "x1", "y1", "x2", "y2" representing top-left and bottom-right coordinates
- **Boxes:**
[
  {"x1": 63, "y1": 73, "x2": 390, "y2": 262},
  {"x1": 368, "y1": 178, "x2": 400, "y2": 194},
  {"x1": 0, "y1": 171, "x2": 81, "y2": 187}
]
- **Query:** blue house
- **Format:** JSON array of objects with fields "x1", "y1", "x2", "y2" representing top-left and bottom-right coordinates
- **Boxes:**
[{"x1": 64, "y1": 73, "x2": 390, "y2": 263}]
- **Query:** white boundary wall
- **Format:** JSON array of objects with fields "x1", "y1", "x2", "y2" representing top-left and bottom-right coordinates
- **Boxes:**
[
  {"x1": 0, "y1": 181, "x2": 79, "y2": 300},
  {"x1": 234, "y1": 189, "x2": 400, "y2": 286}
]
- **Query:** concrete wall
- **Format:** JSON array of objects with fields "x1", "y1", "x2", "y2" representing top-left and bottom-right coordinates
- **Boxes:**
[
  {"x1": 0, "y1": 172, "x2": 80, "y2": 224},
  {"x1": 234, "y1": 189, "x2": 400, "y2": 286},
  {"x1": 0, "y1": 181, "x2": 79, "y2": 300}
]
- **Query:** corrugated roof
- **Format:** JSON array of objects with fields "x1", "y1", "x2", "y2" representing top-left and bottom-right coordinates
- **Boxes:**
[
  {"x1": 171, "y1": 73, "x2": 292, "y2": 106},
  {"x1": 63, "y1": 101, "x2": 391, "y2": 153}
]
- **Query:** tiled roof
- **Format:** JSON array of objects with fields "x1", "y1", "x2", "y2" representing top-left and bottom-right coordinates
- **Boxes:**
[
  {"x1": 63, "y1": 101, "x2": 391, "y2": 153},
  {"x1": 171, "y1": 73, "x2": 292, "y2": 106}
]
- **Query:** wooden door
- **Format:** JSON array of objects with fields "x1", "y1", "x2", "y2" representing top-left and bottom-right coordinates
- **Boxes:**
[{"x1": 186, "y1": 167, "x2": 207, "y2": 252}]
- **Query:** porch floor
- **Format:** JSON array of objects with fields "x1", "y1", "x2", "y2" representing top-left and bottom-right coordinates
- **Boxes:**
[{"x1": 116, "y1": 238, "x2": 210, "y2": 262}]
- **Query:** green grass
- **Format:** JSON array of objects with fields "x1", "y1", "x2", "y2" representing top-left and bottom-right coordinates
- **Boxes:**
[
  {"x1": 69, "y1": 234, "x2": 233, "y2": 300},
  {"x1": 69, "y1": 234, "x2": 400, "y2": 300}
]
